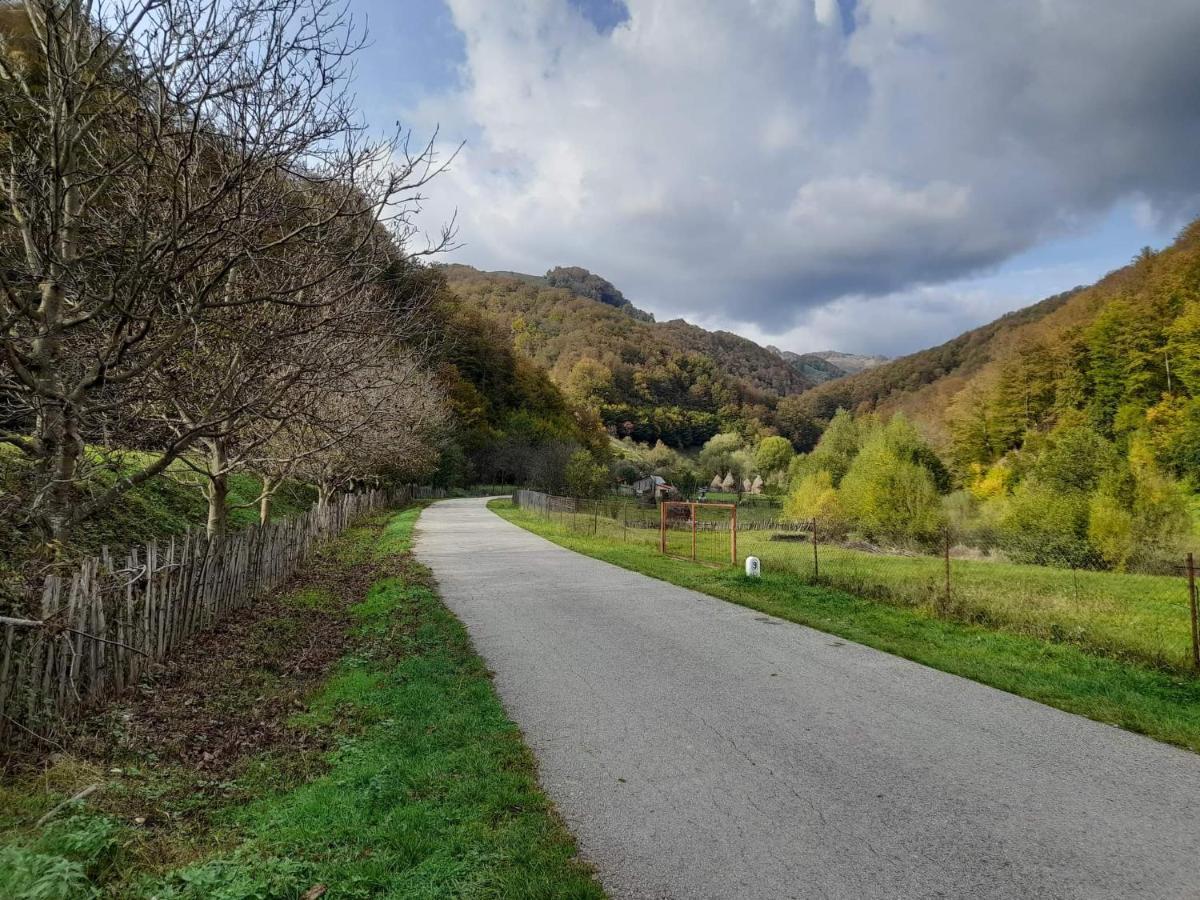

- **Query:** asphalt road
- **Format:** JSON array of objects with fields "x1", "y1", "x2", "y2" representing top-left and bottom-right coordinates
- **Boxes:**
[{"x1": 414, "y1": 498, "x2": 1200, "y2": 900}]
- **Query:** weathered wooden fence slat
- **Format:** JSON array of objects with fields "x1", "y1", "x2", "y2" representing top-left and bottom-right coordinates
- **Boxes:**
[{"x1": 0, "y1": 484, "x2": 445, "y2": 747}]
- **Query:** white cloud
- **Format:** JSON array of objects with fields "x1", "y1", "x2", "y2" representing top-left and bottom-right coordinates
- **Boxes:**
[{"x1": 408, "y1": 0, "x2": 1200, "y2": 352}]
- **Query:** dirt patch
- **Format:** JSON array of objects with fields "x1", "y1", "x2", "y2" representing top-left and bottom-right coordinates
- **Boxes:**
[{"x1": 14, "y1": 517, "x2": 397, "y2": 822}]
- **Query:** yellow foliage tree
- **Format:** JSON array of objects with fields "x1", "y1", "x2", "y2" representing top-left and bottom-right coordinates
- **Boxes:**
[{"x1": 783, "y1": 471, "x2": 846, "y2": 536}]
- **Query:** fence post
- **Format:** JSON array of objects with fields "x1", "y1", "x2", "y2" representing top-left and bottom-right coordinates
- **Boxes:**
[
  {"x1": 731, "y1": 504, "x2": 737, "y2": 567},
  {"x1": 944, "y1": 529, "x2": 952, "y2": 609},
  {"x1": 691, "y1": 502, "x2": 697, "y2": 561},
  {"x1": 1188, "y1": 552, "x2": 1199, "y2": 672},
  {"x1": 811, "y1": 517, "x2": 819, "y2": 581},
  {"x1": 659, "y1": 501, "x2": 666, "y2": 555}
]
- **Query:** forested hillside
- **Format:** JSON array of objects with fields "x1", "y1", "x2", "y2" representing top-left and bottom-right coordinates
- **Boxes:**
[
  {"x1": 776, "y1": 219, "x2": 1200, "y2": 572},
  {"x1": 789, "y1": 222, "x2": 1200, "y2": 459},
  {"x1": 440, "y1": 264, "x2": 816, "y2": 447},
  {"x1": 784, "y1": 289, "x2": 1080, "y2": 441}
]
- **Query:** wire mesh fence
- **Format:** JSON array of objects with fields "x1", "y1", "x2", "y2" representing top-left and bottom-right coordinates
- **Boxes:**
[
  {"x1": 660, "y1": 502, "x2": 736, "y2": 567},
  {"x1": 510, "y1": 490, "x2": 1200, "y2": 675}
]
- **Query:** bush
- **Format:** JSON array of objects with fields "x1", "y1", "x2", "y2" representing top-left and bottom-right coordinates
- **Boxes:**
[
  {"x1": 782, "y1": 471, "x2": 846, "y2": 537},
  {"x1": 565, "y1": 450, "x2": 610, "y2": 498},
  {"x1": 999, "y1": 484, "x2": 1098, "y2": 568},
  {"x1": 839, "y1": 442, "x2": 946, "y2": 547}
]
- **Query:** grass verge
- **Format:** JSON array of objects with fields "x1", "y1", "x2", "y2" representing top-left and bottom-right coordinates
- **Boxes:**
[
  {"x1": 0, "y1": 505, "x2": 601, "y2": 899},
  {"x1": 491, "y1": 499, "x2": 1200, "y2": 754}
]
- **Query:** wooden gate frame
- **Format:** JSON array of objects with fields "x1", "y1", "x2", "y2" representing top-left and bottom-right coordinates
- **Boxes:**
[{"x1": 659, "y1": 501, "x2": 737, "y2": 567}]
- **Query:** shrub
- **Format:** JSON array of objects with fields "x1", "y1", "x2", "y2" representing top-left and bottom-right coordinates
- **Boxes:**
[
  {"x1": 782, "y1": 471, "x2": 846, "y2": 537},
  {"x1": 565, "y1": 450, "x2": 610, "y2": 498},
  {"x1": 839, "y1": 442, "x2": 946, "y2": 547},
  {"x1": 999, "y1": 484, "x2": 1098, "y2": 568}
]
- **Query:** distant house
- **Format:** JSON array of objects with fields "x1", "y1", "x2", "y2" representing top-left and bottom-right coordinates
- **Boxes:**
[{"x1": 632, "y1": 475, "x2": 676, "y2": 499}]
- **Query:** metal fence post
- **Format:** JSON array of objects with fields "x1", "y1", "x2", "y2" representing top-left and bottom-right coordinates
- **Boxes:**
[
  {"x1": 1188, "y1": 552, "x2": 1199, "y2": 672},
  {"x1": 691, "y1": 502, "x2": 697, "y2": 561},
  {"x1": 731, "y1": 504, "x2": 737, "y2": 567},
  {"x1": 811, "y1": 517, "x2": 819, "y2": 581}
]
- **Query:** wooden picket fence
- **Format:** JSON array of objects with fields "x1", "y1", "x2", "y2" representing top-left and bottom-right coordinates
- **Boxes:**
[{"x1": 0, "y1": 484, "x2": 445, "y2": 747}]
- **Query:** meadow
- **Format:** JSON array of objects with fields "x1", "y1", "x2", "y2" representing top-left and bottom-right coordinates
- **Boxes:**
[
  {"x1": 493, "y1": 498, "x2": 1200, "y2": 753},
  {"x1": 501, "y1": 495, "x2": 1199, "y2": 675}
]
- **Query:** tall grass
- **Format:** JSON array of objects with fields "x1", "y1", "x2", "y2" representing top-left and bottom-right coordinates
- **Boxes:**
[
  {"x1": 494, "y1": 498, "x2": 1200, "y2": 753},
  {"x1": 509, "y1": 494, "x2": 1197, "y2": 674}
]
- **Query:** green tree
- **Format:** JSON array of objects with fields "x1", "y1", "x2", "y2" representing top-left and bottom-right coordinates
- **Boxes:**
[
  {"x1": 839, "y1": 438, "x2": 946, "y2": 546},
  {"x1": 754, "y1": 436, "x2": 795, "y2": 482},
  {"x1": 644, "y1": 439, "x2": 680, "y2": 473},
  {"x1": 698, "y1": 432, "x2": 746, "y2": 482},
  {"x1": 1029, "y1": 425, "x2": 1117, "y2": 494},
  {"x1": 782, "y1": 470, "x2": 846, "y2": 536},
  {"x1": 999, "y1": 484, "x2": 1095, "y2": 568},
  {"x1": 1165, "y1": 298, "x2": 1200, "y2": 395},
  {"x1": 1088, "y1": 437, "x2": 1192, "y2": 570},
  {"x1": 565, "y1": 450, "x2": 610, "y2": 499},
  {"x1": 564, "y1": 358, "x2": 614, "y2": 405},
  {"x1": 790, "y1": 408, "x2": 861, "y2": 486},
  {"x1": 774, "y1": 395, "x2": 822, "y2": 452}
]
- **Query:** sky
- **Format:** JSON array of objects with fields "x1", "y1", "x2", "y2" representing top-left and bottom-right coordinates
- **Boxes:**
[{"x1": 349, "y1": 0, "x2": 1200, "y2": 357}]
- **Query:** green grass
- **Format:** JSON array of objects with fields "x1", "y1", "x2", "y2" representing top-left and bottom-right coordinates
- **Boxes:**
[
  {"x1": 734, "y1": 530, "x2": 1197, "y2": 672},
  {"x1": 508, "y1": 497, "x2": 1199, "y2": 673},
  {"x1": 0, "y1": 506, "x2": 601, "y2": 899},
  {"x1": 492, "y1": 499, "x2": 1200, "y2": 754}
]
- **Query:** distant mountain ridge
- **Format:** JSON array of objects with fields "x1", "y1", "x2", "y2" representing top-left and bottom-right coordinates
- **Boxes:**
[
  {"x1": 765, "y1": 347, "x2": 890, "y2": 384},
  {"x1": 807, "y1": 351, "x2": 890, "y2": 375},
  {"x1": 439, "y1": 263, "x2": 815, "y2": 397}
]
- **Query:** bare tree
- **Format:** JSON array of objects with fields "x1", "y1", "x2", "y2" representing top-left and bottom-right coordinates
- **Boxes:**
[
  {"x1": 266, "y1": 353, "x2": 448, "y2": 512},
  {"x1": 0, "y1": 0, "x2": 455, "y2": 540}
]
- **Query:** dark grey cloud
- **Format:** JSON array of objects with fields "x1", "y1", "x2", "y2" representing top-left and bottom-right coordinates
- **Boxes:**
[{"x1": 412, "y1": 0, "x2": 1200, "y2": 348}]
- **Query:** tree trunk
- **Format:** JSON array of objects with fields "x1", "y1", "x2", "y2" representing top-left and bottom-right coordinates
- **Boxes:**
[
  {"x1": 317, "y1": 481, "x2": 335, "y2": 510},
  {"x1": 35, "y1": 278, "x2": 83, "y2": 542},
  {"x1": 204, "y1": 439, "x2": 229, "y2": 538},
  {"x1": 259, "y1": 476, "x2": 276, "y2": 525},
  {"x1": 44, "y1": 401, "x2": 83, "y2": 541}
]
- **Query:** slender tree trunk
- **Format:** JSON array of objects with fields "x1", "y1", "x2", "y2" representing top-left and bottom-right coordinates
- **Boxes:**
[
  {"x1": 317, "y1": 480, "x2": 335, "y2": 510},
  {"x1": 44, "y1": 402, "x2": 84, "y2": 541},
  {"x1": 204, "y1": 438, "x2": 229, "y2": 538},
  {"x1": 33, "y1": 279, "x2": 85, "y2": 542},
  {"x1": 259, "y1": 475, "x2": 276, "y2": 525}
]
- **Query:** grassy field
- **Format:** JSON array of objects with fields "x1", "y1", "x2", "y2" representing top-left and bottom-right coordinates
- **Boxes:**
[
  {"x1": 492, "y1": 499, "x2": 1200, "y2": 754},
  {"x1": 0, "y1": 506, "x2": 601, "y2": 899},
  {"x1": 736, "y1": 531, "x2": 1196, "y2": 672},
  {"x1": 510, "y1": 497, "x2": 1198, "y2": 673}
]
